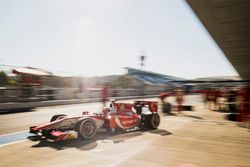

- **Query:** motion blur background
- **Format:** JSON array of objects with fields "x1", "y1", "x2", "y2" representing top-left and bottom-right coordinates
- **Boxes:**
[
  {"x1": 0, "y1": 0, "x2": 248, "y2": 104},
  {"x1": 0, "y1": 1, "x2": 250, "y2": 167}
]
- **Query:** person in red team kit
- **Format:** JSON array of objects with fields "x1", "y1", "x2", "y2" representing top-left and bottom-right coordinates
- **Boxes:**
[
  {"x1": 175, "y1": 88, "x2": 184, "y2": 114},
  {"x1": 237, "y1": 85, "x2": 250, "y2": 127},
  {"x1": 101, "y1": 84, "x2": 109, "y2": 107}
]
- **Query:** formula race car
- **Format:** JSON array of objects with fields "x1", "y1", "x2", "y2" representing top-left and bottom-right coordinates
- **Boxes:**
[{"x1": 30, "y1": 100, "x2": 160, "y2": 141}]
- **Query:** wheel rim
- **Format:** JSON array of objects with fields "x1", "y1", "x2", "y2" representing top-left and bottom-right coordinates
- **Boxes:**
[
  {"x1": 151, "y1": 114, "x2": 160, "y2": 128},
  {"x1": 80, "y1": 121, "x2": 95, "y2": 137}
]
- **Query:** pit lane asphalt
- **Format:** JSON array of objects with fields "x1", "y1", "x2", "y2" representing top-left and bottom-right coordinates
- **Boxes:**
[
  {"x1": 0, "y1": 95, "x2": 197, "y2": 145},
  {"x1": 0, "y1": 96, "x2": 249, "y2": 167},
  {"x1": 0, "y1": 98, "x2": 158, "y2": 145},
  {"x1": 0, "y1": 96, "x2": 198, "y2": 135}
]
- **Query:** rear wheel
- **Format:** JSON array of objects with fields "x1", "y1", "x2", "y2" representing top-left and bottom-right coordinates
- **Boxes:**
[
  {"x1": 76, "y1": 119, "x2": 97, "y2": 139},
  {"x1": 162, "y1": 102, "x2": 172, "y2": 114},
  {"x1": 141, "y1": 113, "x2": 160, "y2": 129},
  {"x1": 50, "y1": 114, "x2": 67, "y2": 122},
  {"x1": 150, "y1": 113, "x2": 160, "y2": 129}
]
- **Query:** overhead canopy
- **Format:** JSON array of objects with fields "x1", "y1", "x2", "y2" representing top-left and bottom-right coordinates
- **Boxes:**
[
  {"x1": 12, "y1": 67, "x2": 52, "y2": 76},
  {"x1": 187, "y1": 0, "x2": 250, "y2": 79},
  {"x1": 125, "y1": 67, "x2": 185, "y2": 85}
]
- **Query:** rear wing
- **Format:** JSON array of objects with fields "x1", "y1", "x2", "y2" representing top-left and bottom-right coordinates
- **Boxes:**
[
  {"x1": 134, "y1": 101, "x2": 158, "y2": 112},
  {"x1": 110, "y1": 100, "x2": 158, "y2": 113}
]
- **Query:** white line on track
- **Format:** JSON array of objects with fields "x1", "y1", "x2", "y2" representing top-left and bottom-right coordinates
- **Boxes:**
[
  {"x1": 0, "y1": 139, "x2": 28, "y2": 148},
  {"x1": 0, "y1": 130, "x2": 28, "y2": 137}
]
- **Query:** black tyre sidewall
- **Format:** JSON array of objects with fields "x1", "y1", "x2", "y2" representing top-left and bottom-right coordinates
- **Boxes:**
[
  {"x1": 150, "y1": 113, "x2": 160, "y2": 129},
  {"x1": 163, "y1": 102, "x2": 172, "y2": 113},
  {"x1": 77, "y1": 119, "x2": 97, "y2": 139}
]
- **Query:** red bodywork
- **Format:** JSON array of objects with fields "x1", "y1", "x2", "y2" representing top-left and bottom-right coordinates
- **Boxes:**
[
  {"x1": 108, "y1": 102, "x2": 139, "y2": 129},
  {"x1": 30, "y1": 100, "x2": 158, "y2": 141}
]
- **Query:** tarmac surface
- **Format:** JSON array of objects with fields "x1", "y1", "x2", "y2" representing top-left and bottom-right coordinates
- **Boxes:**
[{"x1": 0, "y1": 95, "x2": 249, "y2": 167}]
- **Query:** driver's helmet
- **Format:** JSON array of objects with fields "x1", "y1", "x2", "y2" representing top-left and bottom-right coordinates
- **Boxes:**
[
  {"x1": 102, "y1": 107, "x2": 111, "y2": 114},
  {"x1": 109, "y1": 99, "x2": 116, "y2": 108}
]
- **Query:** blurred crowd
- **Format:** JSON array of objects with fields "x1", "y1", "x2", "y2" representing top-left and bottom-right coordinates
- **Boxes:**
[
  {"x1": 198, "y1": 85, "x2": 250, "y2": 125},
  {"x1": 159, "y1": 84, "x2": 250, "y2": 127}
]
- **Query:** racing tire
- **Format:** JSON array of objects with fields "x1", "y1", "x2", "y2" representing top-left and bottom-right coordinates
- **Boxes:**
[
  {"x1": 141, "y1": 113, "x2": 160, "y2": 130},
  {"x1": 50, "y1": 114, "x2": 67, "y2": 122},
  {"x1": 162, "y1": 102, "x2": 172, "y2": 114},
  {"x1": 76, "y1": 118, "x2": 97, "y2": 140},
  {"x1": 150, "y1": 113, "x2": 160, "y2": 129}
]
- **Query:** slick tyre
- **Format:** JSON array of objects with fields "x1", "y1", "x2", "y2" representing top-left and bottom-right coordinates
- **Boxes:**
[
  {"x1": 149, "y1": 113, "x2": 160, "y2": 129},
  {"x1": 141, "y1": 113, "x2": 160, "y2": 130},
  {"x1": 162, "y1": 102, "x2": 172, "y2": 114},
  {"x1": 76, "y1": 118, "x2": 97, "y2": 140},
  {"x1": 50, "y1": 114, "x2": 67, "y2": 122}
]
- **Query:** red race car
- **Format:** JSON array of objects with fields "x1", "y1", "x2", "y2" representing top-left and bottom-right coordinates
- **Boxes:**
[{"x1": 30, "y1": 100, "x2": 160, "y2": 141}]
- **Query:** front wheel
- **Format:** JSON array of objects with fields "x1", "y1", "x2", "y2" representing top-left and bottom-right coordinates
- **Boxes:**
[{"x1": 76, "y1": 119, "x2": 97, "y2": 140}]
